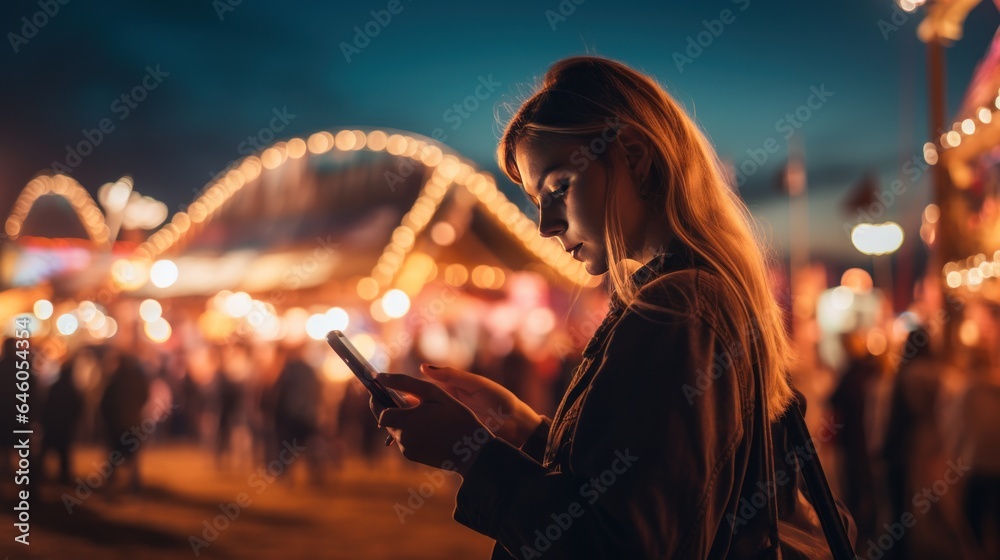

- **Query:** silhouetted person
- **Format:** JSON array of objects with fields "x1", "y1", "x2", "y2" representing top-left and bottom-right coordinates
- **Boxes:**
[
  {"x1": 957, "y1": 355, "x2": 1000, "y2": 560},
  {"x1": 212, "y1": 346, "x2": 247, "y2": 466},
  {"x1": 337, "y1": 378, "x2": 381, "y2": 464},
  {"x1": 880, "y1": 327, "x2": 941, "y2": 559},
  {"x1": 1, "y1": 338, "x2": 28, "y2": 480},
  {"x1": 99, "y1": 353, "x2": 150, "y2": 493},
  {"x1": 272, "y1": 347, "x2": 321, "y2": 482},
  {"x1": 830, "y1": 330, "x2": 881, "y2": 545},
  {"x1": 40, "y1": 359, "x2": 83, "y2": 484}
]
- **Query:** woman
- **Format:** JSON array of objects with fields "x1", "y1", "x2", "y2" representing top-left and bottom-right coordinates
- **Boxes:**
[{"x1": 374, "y1": 56, "x2": 852, "y2": 558}]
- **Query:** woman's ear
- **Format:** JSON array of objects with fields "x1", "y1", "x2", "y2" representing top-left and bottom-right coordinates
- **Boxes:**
[{"x1": 617, "y1": 126, "x2": 653, "y2": 183}]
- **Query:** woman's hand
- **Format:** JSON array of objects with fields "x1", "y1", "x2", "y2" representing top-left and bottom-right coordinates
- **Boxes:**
[
  {"x1": 418, "y1": 363, "x2": 543, "y2": 449},
  {"x1": 371, "y1": 373, "x2": 494, "y2": 477}
]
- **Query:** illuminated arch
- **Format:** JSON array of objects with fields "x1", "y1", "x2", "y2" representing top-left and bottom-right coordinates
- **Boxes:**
[
  {"x1": 133, "y1": 128, "x2": 599, "y2": 291},
  {"x1": 5, "y1": 174, "x2": 110, "y2": 247}
]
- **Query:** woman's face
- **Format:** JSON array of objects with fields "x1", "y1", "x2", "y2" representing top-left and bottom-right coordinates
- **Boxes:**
[{"x1": 515, "y1": 135, "x2": 648, "y2": 276}]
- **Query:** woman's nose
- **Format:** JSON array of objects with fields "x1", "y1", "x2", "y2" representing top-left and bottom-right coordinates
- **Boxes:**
[{"x1": 537, "y1": 208, "x2": 566, "y2": 239}]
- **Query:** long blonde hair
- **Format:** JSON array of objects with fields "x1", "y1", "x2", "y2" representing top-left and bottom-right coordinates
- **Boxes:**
[{"x1": 498, "y1": 56, "x2": 795, "y2": 419}]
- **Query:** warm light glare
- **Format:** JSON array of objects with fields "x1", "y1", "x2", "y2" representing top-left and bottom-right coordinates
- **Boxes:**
[
  {"x1": 923, "y1": 204, "x2": 940, "y2": 224},
  {"x1": 831, "y1": 286, "x2": 855, "y2": 310},
  {"x1": 112, "y1": 259, "x2": 149, "y2": 290},
  {"x1": 357, "y1": 277, "x2": 380, "y2": 300},
  {"x1": 150, "y1": 259, "x2": 179, "y2": 288},
  {"x1": 33, "y1": 299, "x2": 53, "y2": 320},
  {"x1": 352, "y1": 332, "x2": 378, "y2": 361},
  {"x1": 381, "y1": 289, "x2": 410, "y2": 318},
  {"x1": 326, "y1": 307, "x2": 349, "y2": 331},
  {"x1": 959, "y1": 320, "x2": 980, "y2": 346},
  {"x1": 78, "y1": 301, "x2": 97, "y2": 322},
  {"x1": 866, "y1": 330, "x2": 888, "y2": 356},
  {"x1": 524, "y1": 308, "x2": 556, "y2": 335},
  {"x1": 139, "y1": 299, "x2": 163, "y2": 322},
  {"x1": 305, "y1": 313, "x2": 332, "y2": 341},
  {"x1": 445, "y1": 264, "x2": 469, "y2": 286},
  {"x1": 145, "y1": 317, "x2": 172, "y2": 343},
  {"x1": 840, "y1": 268, "x2": 874, "y2": 292},
  {"x1": 224, "y1": 292, "x2": 253, "y2": 317},
  {"x1": 56, "y1": 314, "x2": 78, "y2": 335},
  {"x1": 851, "y1": 222, "x2": 904, "y2": 256},
  {"x1": 99, "y1": 178, "x2": 133, "y2": 212},
  {"x1": 430, "y1": 222, "x2": 457, "y2": 246}
]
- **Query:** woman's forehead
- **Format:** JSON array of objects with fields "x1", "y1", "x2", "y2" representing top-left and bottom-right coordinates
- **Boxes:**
[{"x1": 514, "y1": 137, "x2": 578, "y2": 190}]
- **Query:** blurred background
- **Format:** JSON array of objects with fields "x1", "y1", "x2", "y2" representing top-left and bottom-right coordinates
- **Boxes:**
[{"x1": 1, "y1": 1, "x2": 1000, "y2": 558}]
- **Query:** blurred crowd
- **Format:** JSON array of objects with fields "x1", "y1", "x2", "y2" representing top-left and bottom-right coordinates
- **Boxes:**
[
  {"x1": 0, "y1": 310, "x2": 586, "y2": 496},
  {"x1": 809, "y1": 297, "x2": 1000, "y2": 560}
]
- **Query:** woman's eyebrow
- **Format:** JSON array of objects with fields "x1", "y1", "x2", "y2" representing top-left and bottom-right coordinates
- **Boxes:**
[
  {"x1": 527, "y1": 164, "x2": 561, "y2": 199},
  {"x1": 524, "y1": 190, "x2": 540, "y2": 207}
]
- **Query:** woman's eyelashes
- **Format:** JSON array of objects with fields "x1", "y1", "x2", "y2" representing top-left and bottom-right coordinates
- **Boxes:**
[
  {"x1": 549, "y1": 179, "x2": 570, "y2": 199},
  {"x1": 536, "y1": 178, "x2": 570, "y2": 209}
]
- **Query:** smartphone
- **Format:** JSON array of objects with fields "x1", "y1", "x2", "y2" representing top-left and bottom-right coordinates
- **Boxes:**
[{"x1": 326, "y1": 330, "x2": 409, "y2": 409}]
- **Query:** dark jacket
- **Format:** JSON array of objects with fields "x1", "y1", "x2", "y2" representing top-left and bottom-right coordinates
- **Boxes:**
[{"x1": 453, "y1": 248, "x2": 848, "y2": 559}]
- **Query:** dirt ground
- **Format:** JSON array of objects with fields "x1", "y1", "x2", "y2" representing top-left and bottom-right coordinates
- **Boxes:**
[{"x1": 0, "y1": 444, "x2": 494, "y2": 559}]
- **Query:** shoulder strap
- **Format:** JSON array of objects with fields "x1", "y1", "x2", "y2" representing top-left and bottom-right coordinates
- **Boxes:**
[
  {"x1": 783, "y1": 388, "x2": 857, "y2": 560},
  {"x1": 755, "y1": 355, "x2": 781, "y2": 558}
]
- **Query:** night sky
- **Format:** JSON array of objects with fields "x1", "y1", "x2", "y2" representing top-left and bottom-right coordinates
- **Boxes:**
[{"x1": 2, "y1": 0, "x2": 998, "y2": 260}]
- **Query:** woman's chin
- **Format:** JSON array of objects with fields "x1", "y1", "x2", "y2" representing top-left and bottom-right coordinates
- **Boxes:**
[{"x1": 583, "y1": 257, "x2": 609, "y2": 276}]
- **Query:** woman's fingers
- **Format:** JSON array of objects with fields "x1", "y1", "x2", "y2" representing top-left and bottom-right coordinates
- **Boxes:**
[
  {"x1": 420, "y1": 364, "x2": 483, "y2": 392},
  {"x1": 376, "y1": 372, "x2": 450, "y2": 402},
  {"x1": 377, "y1": 406, "x2": 406, "y2": 429}
]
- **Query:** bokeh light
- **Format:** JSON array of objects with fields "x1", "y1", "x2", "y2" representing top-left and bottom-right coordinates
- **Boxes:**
[
  {"x1": 33, "y1": 299, "x2": 53, "y2": 320},
  {"x1": 151, "y1": 259, "x2": 179, "y2": 288}
]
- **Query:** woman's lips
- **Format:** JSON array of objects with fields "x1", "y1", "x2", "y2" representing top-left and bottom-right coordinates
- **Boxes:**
[{"x1": 569, "y1": 243, "x2": 583, "y2": 259}]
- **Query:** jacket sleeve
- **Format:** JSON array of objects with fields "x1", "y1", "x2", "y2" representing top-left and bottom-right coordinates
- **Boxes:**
[
  {"x1": 453, "y1": 280, "x2": 749, "y2": 559},
  {"x1": 519, "y1": 416, "x2": 552, "y2": 463}
]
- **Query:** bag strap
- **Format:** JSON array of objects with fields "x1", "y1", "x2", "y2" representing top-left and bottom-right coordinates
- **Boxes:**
[
  {"x1": 783, "y1": 388, "x2": 857, "y2": 560},
  {"x1": 755, "y1": 353, "x2": 781, "y2": 557}
]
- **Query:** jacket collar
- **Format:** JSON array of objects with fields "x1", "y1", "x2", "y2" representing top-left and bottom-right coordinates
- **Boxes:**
[{"x1": 607, "y1": 241, "x2": 696, "y2": 313}]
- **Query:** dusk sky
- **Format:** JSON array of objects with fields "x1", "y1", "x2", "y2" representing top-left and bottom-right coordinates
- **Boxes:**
[{"x1": 2, "y1": 1, "x2": 998, "y2": 260}]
